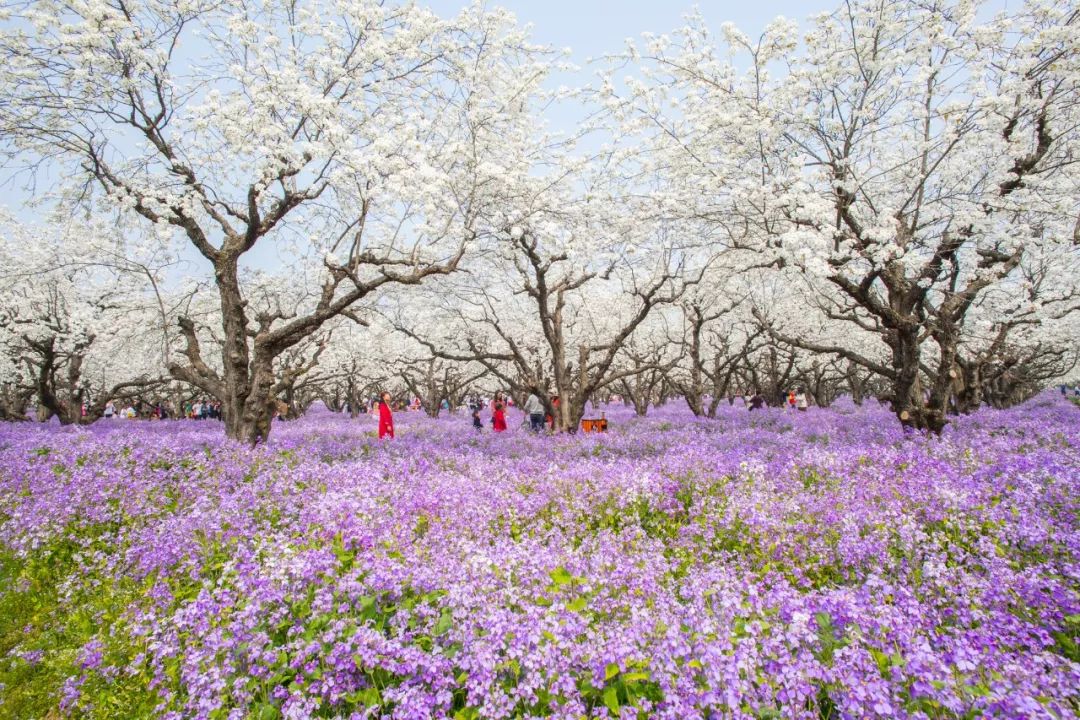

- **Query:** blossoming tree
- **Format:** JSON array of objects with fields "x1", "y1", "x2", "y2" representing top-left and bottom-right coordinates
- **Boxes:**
[{"x1": 0, "y1": 0, "x2": 550, "y2": 442}]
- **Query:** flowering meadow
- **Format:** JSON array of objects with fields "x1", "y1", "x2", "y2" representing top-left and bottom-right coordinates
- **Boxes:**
[{"x1": 0, "y1": 397, "x2": 1078, "y2": 720}]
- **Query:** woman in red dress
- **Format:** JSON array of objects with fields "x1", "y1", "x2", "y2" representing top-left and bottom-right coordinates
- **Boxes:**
[
  {"x1": 378, "y1": 391, "x2": 394, "y2": 439},
  {"x1": 492, "y1": 402, "x2": 507, "y2": 432}
]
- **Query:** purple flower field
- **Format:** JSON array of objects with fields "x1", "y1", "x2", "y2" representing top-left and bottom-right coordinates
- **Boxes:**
[{"x1": 1, "y1": 397, "x2": 1078, "y2": 720}]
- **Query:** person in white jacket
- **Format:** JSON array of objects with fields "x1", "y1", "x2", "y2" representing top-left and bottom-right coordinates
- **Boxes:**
[{"x1": 524, "y1": 392, "x2": 545, "y2": 432}]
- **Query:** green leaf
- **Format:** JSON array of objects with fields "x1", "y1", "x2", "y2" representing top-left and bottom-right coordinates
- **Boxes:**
[
  {"x1": 602, "y1": 685, "x2": 620, "y2": 716},
  {"x1": 869, "y1": 648, "x2": 890, "y2": 674},
  {"x1": 435, "y1": 608, "x2": 454, "y2": 636},
  {"x1": 348, "y1": 686, "x2": 381, "y2": 707},
  {"x1": 567, "y1": 596, "x2": 588, "y2": 613},
  {"x1": 605, "y1": 662, "x2": 621, "y2": 681},
  {"x1": 257, "y1": 703, "x2": 280, "y2": 720},
  {"x1": 549, "y1": 566, "x2": 573, "y2": 587}
]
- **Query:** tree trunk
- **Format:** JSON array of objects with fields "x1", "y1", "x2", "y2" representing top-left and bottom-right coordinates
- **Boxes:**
[
  {"x1": 230, "y1": 357, "x2": 277, "y2": 444},
  {"x1": 168, "y1": 261, "x2": 280, "y2": 445},
  {"x1": 684, "y1": 390, "x2": 704, "y2": 417},
  {"x1": 889, "y1": 328, "x2": 946, "y2": 433},
  {"x1": 559, "y1": 395, "x2": 588, "y2": 434},
  {"x1": 706, "y1": 363, "x2": 734, "y2": 418},
  {"x1": 846, "y1": 361, "x2": 865, "y2": 405},
  {"x1": 619, "y1": 377, "x2": 650, "y2": 416}
]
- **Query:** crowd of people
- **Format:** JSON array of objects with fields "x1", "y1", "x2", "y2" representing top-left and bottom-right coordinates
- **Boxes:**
[
  {"x1": 464, "y1": 391, "x2": 562, "y2": 435},
  {"x1": 741, "y1": 387, "x2": 809, "y2": 411},
  {"x1": 98, "y1": 398, "x2": 223, "y2": 421},
  {"x1": 80, "y1": 384, "x2": 834, "y2": 433},
  {"x1": 360, "y1": 390, "x2": 566, "y2": 439}
]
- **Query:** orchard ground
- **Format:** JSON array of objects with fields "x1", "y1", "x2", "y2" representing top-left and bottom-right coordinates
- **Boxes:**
[{"x1": 0, "y1": 396, "x2": 1078, "y2": 720}]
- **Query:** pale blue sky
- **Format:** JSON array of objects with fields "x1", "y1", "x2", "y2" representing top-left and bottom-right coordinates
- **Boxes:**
[
  {"x1": 426, "y1": 0, "x2": 1015, "y2": 69},
  {"x1": 434, "y1": 1, "x2": 790, "y2": 53}
]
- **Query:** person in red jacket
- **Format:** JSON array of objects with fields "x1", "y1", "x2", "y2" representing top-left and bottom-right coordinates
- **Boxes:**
[
  {"x1": 378, "y1": 391, "x2": 394, "y2": 439},
  {"x1": 492, "y1": 401, "x2": 507, "y2": 432},
  {"x1": 547, "y1": 395, "x2": 560, "y2": 431}
]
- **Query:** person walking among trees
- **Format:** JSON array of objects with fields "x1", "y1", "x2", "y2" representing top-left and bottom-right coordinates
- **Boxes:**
[
  {"x1": 378, "y1": 391, "x2": 395, "y2": 439},
  {"x1": 795, "y1": 387, "x2": 809, "y2": 412},
  {"x1": 524, "y1": 391, "x2": 545, "y2": 433},
  {"x1": 491, "y1": 400, "x2": 507, "y2": 433},
  {"x1": 547, "y1": 395, "x2": 560, "y2": 431},
  {"x1": 787, "y1": 389, "x2": 797, "y2": 411}
]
